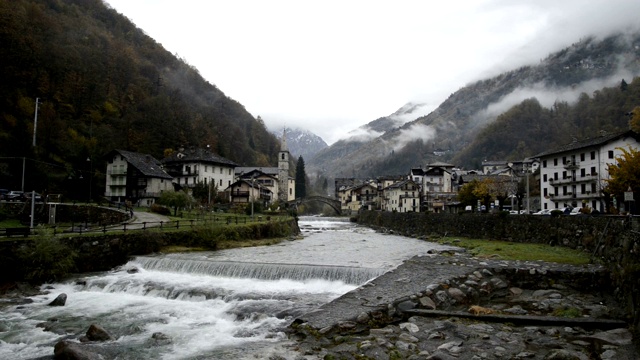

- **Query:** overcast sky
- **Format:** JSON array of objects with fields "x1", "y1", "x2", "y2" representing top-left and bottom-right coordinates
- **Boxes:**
[{"x1": 105, "y1": 0, "x2": 640, "y2": 145}]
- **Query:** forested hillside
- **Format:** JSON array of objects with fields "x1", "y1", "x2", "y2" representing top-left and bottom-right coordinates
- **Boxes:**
[
  {"x1": 0, "y1": 0, "x2": 280, "y2": 198},
  {"x1": 454, "y1": 78, "x2": 640, "y2": 166}
]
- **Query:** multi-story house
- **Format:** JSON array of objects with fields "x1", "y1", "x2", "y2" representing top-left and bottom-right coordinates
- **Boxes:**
[
  {"x1": 231, "y1": 168, "x2": 278, "y2": 204},
  {"x1": 382, "y1": 179, "x2": 420, "y2": 213},
  {"x1": 537, "y1": 130, "x2": 640, "y2": 213},
  {"x1": 341, "y1": 182, "x2": 379, "y2": 214},
  {"x1": 227, "y1": 178, "x2": 273, "y2": 206},
  {"x1": 162, "y1": 147, "x2": 238, "y2": 191},
  {"x1": 104, "y1": 150, "x2": 173, "y2": 206}
]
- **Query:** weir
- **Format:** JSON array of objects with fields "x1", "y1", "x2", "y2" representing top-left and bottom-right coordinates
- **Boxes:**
[{"x1": 133, "y1": 256, "x2": 386, "y2": 285}]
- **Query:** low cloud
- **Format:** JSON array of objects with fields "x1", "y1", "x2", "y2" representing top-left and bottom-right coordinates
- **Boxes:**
[
  {"x1": 388, "y1": 123, "x2": 436, "y2": 152},
  {"x1": 344, "y1": 127, "x2": 385, "y2": 143},
  {"x1": 473, "y1": 68, "x2": 637, "y2": 128}
]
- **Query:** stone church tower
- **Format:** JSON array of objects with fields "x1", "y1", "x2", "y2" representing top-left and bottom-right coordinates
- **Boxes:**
[{"x1": 278, "y1": 128, "x2": 290, "y2": 202}]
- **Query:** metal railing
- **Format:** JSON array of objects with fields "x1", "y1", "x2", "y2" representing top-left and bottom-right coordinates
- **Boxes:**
[{"x1": 0, "y1": 215, "x2": 281, "y2": 238}]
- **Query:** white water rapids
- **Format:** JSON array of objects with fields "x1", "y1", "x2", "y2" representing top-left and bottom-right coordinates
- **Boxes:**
[{"x1": 0, "y1": 216, "x2": 457, "y2": 359}]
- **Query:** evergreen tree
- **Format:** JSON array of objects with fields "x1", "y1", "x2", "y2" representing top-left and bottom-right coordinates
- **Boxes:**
[{"x1": 295, "y1": 156, "x2": 307, "y2": 198}]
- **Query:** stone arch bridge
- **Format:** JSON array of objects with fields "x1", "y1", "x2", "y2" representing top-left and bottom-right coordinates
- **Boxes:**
[{"x1": 289, "y1": 196, "x2": 342, "y2": 215}]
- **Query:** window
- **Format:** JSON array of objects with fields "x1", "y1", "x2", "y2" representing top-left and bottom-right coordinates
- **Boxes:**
[
  {"x1": 580, "y1": 168, "x2": 585, "y2": 177},
  {"x1": 219, "y1": 179, "x2": 222, "y2": 186},
  {"x1": 543, "y1": 160, "x2": 547, "y2": 168},
  {"x1": 229, "y1": 169, "x2": 232, "y2": 175},
  {"x1": 580, "y1": 153, "x2": 585, "y2": 161},
  {"x1": 281, "y1": 153, "x2": 285, "y2": 160},
  {"x1": 205, "y1": 166, "x2": 208, "y2": 172},
  {"x1": 543, "y1": 174, "x2": 547, "y2": 182},
  {"x1": 608, "y1": 150, "x2": 614, "y2": 159},
  {"x1": 543, "y1": 188, "x2": 548, "y2": 196},
  {"x1": 554, "y1": 158, "x2": 558, "y2": 166},
  {"x1": 553, "y1": 172, "x2": 558, "y2": 180},
  {"x1": 563, "y1": 186, "x2": 567, "y2": 195},
  {"x1": 562, "y1": 156, "x2": 567, "y2": 164},
  {"x1": 581, "y1": 184, "x2": 586, "y2": 193},
  {"x1": 591, "y1": 151, "x2": 596, "y2": 160},
  {"x1": 220, "y1": 168, "x2": 223, "y2": 174},
  {"x1": 591, "y1": 166, "x2": 596, "y2": 175},
  {"x1": 562, "y1": 171, "x2": 567, "y2": 179}
]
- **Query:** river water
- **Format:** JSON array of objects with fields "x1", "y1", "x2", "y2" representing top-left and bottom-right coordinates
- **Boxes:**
[{"x1": 0, "y1": 216, "x2": 456, "y2": 359}]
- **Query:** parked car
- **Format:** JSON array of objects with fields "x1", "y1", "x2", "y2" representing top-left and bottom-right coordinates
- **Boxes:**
[
  {"x1": 569, "y1": 207, "x2": 582, "y2": 215},
  {"x1": 5, "y1": 190, "x2": 24, "y2": 201},
  {"x1": 21, "y1": 191, "x2": 43, "y2": 202},
  {"x1": 0, "y1": 189, "x2": 8, "y2": 200},
  {"x1": 533, "y1": 209, "x2": 551, "y2": 216}
]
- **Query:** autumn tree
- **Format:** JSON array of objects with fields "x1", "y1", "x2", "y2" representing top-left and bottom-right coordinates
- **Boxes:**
[
  {"x1": 458, "y1": 180, "x2": 481, "y2": 210},
  {"x1": 156, "y1": 190, "x2": 194, "y2": 216},
  {"x1": 627, "y1": 106, "x2": 640, "y2": 133},
  {"x1": 605, "y1": 146, "x2": 640, "y2": 213}
]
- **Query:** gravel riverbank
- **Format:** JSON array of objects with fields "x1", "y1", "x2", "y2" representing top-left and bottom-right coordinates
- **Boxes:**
[{"x1": 283, "y1": 251, "x2": 639, "y2": 360}]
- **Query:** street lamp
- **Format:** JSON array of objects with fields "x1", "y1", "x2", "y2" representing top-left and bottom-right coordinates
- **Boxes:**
[
  {"x1": 87, "y1": 157, "x2": 92, "y2": 203},
  {"x1": 251, "y1": 176, "x2": 255, "y2": 220}
]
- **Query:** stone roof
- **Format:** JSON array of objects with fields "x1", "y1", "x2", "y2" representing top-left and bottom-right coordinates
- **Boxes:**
[
  {"x1": 110, "y1": 150, "x2": 172, "y2": 179},
  {"x1": 535, "y1": 130, "x2": 639, "y2": 158},
  {"x1": 235, "y1": 167, "x2": 278, "y2": 176},
  {"x1": 162, "y1": 147, "x2": 238, "y2": 167}
]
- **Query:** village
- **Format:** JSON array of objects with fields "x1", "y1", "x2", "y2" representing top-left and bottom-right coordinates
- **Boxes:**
[{"x1": 102, "y1": 129, "x2": 640, "y2": 216}]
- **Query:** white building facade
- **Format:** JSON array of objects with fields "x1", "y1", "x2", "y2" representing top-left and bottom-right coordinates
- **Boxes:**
[{"x1": 537, "y1": 130, "x2": 640, "y2": 212}]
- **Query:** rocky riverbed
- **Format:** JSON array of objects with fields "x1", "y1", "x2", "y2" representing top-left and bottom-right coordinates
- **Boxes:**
[
  {"x1": 1, "y1": 249, "x2": 638, "y2": 359},
  {"x1": 284, "y1": 250, "x2": 639, "y2": 360}
]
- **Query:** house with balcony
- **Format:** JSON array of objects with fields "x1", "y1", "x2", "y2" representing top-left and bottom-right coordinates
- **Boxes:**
[
  {"x1": 536, "y1": 130, "x2": 640, "y2": 213},
  {"x1": 227, "y1": 179, "x2": 273, "y2": 206},
  {"x1": 382, "y1": 179, "x2": 420, "y2": 213},
  {"x1": 340, "y1": 182, "x2": 379, "y2": 214},
  {"x1": 104, "y1": 150, "x2": 173, "y2": 206},
  {"x1": 231, "y1": 168, "x2": 279, "y2": 205},
  {"x1": 162, "y1": 147, "x2": 238, "y2": 191}
]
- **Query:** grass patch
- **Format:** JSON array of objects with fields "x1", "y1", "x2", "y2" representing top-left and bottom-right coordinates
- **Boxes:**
[
  {"x1": 552, "y1": 307, "x2": 582, "y2": 318},
  {"x1": 438, "y1": 237, "x2": 590, "y2": 265},
  {"x1": 0, "y1": 219, "x2": 24, "y2": 228},
  {"x1": 216, "y1": 238, "x2": 286, "y2": 250},
  {"x1": 160, "y1": 245, "x2": 208, "y2": 253}
]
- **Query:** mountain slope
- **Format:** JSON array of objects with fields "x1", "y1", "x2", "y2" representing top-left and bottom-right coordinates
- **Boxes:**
[
  {"x1": 0, "y1": 0, "x2": 280, "y2": 195},
  {"x1": 274, "y1": 127, "x2": 328, "y2": 161},
  {"x1": 309, "y1": 31, "x2": 640, "y2": 177}
]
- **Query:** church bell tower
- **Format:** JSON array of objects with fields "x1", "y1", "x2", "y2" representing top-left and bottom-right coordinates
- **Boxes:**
[{"x1": 278, "y1": 128, "x2": 290, "y2": 202}]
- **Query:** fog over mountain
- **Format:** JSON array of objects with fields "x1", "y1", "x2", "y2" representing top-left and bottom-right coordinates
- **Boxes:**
[{"x1": 307, "y1": 30, "x2": 640, "y2": 179}]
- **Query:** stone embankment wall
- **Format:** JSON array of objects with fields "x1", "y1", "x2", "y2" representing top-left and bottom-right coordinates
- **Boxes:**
[
  {"x1": 0, "y1": 219, "x2": 300, "y2": 283},
  {"x1": 357, "y1": 210, "x2": 640, "y2": 346}
]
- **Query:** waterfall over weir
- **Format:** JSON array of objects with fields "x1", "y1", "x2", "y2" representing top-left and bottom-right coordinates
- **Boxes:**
[{"x1": 132, "y1": 256, "x2": 386, "y2": 285}]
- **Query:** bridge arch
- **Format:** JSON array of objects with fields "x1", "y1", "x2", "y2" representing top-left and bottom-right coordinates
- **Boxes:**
[{"x1": 289, "y1": 196, "x2": 342, "y2": 215}]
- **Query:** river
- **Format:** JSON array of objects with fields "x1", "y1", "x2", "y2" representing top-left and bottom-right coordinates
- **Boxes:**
[{"x1": 0, "y1": 216, "x2": 456, "y2": 359}]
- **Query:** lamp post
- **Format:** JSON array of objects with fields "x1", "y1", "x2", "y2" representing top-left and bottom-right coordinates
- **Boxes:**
[
  {"x1": 251, "y1": 177, "x2": 255, "y2": 220},
  {"x1": 32, "y1": 98, "x2": 40, "y2": 147},
  {"x1": 525, "y1": 162, "x2": 530, "y2": 214},
  {"x1": 86, "y1": 157, "x2": 92, "y2": 203}
]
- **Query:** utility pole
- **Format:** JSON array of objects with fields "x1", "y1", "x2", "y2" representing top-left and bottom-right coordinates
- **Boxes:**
[{"x1": 32, "y1": 98, "x2": 40, "y2": 147}]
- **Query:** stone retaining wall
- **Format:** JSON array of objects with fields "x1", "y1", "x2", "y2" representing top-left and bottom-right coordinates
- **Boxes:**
[
  {"x1": 357, "y1": 210, "x2": 640, "y2": 349},
  {"x1": 0, "y1": 219, "x2": 300, "y2": 283}
]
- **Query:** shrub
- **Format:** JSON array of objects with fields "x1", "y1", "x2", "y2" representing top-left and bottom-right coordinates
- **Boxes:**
[
  {"x1": 150, "y1": 203, "x2": 171, "y2": 216},
  {"x1": 17, "y1": 226, "x2": 78, "y2": 283}
]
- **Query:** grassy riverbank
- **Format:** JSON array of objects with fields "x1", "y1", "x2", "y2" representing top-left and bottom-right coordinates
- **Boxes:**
[{"x1": 438, "y1": 237, "x2": 591, "y2": 265}]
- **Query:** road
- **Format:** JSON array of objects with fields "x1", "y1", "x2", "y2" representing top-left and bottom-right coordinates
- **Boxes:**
[{"x1": 127, "y1": 211, "x2": 170, "y2": 230}]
